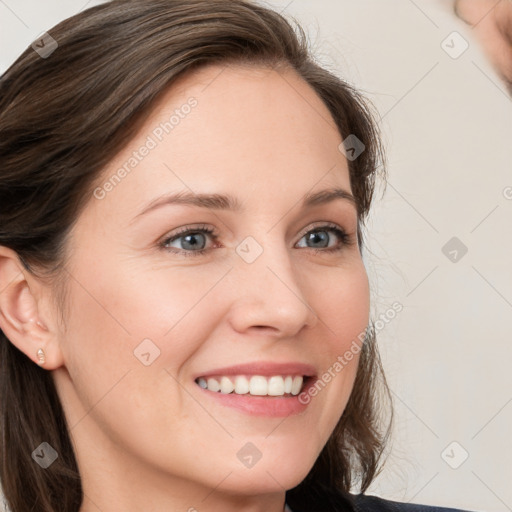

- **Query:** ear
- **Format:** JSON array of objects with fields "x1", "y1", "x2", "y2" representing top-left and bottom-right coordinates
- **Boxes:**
[{"x1": 0, "y1": 246, "x2": 64, "y2": 370}]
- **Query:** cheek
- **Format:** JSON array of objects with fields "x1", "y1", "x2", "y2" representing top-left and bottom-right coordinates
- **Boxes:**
[
  {"x1": 103, "y1": 260, "x2": 231, "y2": 339},
  {"x1": 56, "y1": 265, "x2": 218, "y2": 458},
  {"x1": 315, "y1": 261, "x2": 370, "y2": 342},
  {"x1": 57, "y1": 259, "x2": 235, "y2": 424},
  {"x1": 303, "y1": 262, "x2": 369, "y2": 427},
  {"x1": 65, "y1": 259, "x2": 230, "y2": 358}
]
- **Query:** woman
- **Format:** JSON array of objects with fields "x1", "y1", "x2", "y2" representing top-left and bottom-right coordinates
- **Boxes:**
[{"x1": 0, "y1": 1, "x2": 476, "y2": 511}]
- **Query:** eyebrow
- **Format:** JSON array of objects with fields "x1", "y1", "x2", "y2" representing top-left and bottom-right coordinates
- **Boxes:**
[{"x1": 131, "y1": 186, "x2": 357, "y2": 224}]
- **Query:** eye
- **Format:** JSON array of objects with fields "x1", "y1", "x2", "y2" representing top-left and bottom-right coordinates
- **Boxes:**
[
  {"x1": 295, "y1": 223, "x2": 352, "y2": 253},
  {"x1": 159, "y1": 222, "x2": 354, "y2": 257},
  {"x1": 160, "y1": 224, "x2": 218, "y2": 257}
]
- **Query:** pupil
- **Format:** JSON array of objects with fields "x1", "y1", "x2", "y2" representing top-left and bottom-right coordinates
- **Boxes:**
[
  {"x1": 183, "y1": 233, "x2": 203, "y2": 250},
  {"x1": 310, "y1": 231, "x2": 327, "y2": 247}
]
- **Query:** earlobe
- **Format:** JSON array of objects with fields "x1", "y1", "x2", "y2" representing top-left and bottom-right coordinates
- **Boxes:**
[{"x1": 0, "y1": 247, "x2": 63, "y2": 370}]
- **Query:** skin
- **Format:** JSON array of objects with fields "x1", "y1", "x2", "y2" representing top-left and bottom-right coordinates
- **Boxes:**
[
  {"x1": 0, "y1": 63, "x2": 370, "y2": 512},
  {"x1": 454, "y1": 0, "x2": 512, "y2": 92}
]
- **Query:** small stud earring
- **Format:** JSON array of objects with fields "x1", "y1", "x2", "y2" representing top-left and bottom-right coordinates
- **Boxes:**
[{"x1": 36, "y1": 348, "x2": 46, "y2": 365}]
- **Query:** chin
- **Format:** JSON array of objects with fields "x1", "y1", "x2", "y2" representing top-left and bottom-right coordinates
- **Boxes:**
[{"x1": 213, "y1": 463, "x2": 312, "y2": 496}]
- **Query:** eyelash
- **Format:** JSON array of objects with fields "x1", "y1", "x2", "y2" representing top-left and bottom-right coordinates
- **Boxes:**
[{"x1": 159, "y1": 222, "x2": 354, "y2": 258}]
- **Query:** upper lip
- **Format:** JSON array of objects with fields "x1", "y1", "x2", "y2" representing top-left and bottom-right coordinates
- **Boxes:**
[{"x1": 194, "y1": 361, "x2": 317, "y2": 380}]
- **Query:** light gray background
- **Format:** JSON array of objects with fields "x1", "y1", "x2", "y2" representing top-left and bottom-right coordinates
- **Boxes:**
[{"x1": 1, "y1": 1, "x2": 511, "y2": 511}]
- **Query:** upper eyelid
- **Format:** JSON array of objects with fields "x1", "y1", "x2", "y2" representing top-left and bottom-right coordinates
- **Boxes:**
[{"x1": 296, "y1": 222, "x2": 346, "y2": 239}]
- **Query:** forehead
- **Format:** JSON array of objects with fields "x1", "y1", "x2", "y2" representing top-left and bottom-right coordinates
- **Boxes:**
[{"x1": 85, "y1": 62, "x2": 352, "y2": 224}]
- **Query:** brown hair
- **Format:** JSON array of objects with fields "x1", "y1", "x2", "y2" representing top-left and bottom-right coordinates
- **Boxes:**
[{"x1": 0, "y1": 1, "x2": 392, "y2": 511}]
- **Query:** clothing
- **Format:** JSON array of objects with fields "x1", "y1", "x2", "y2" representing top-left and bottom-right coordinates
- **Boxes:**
[
  {"x1": 351, "y1": 494, "x2": 475, "y2": 512},
  {"x1": 285, "y1": 493, "x2": 476, "y2": 512}
]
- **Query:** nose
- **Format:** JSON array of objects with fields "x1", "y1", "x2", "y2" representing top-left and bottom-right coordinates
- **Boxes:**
[{"x1": 225, "y1": 238, "x2": 319, "y2": 338}]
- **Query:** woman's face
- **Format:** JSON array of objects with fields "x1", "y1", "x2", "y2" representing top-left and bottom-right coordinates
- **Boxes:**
[{"x1": 52, "y1": 63, "x2": 370, "y2": 508}]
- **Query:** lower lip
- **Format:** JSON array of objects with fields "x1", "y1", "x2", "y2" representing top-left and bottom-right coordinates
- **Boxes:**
[{"x1": 194, "y1": 377, "x2": 317, "y2": 417}]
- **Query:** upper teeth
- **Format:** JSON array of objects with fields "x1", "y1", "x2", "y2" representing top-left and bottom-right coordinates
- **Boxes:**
[{"x1": 196, "y1": 375, "x2": 304, "y2": 396}]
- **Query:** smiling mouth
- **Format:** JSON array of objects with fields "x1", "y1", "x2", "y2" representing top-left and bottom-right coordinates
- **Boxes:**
[{"x1": 194, "y1": 374, "x2": 313, "y2": 397}]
